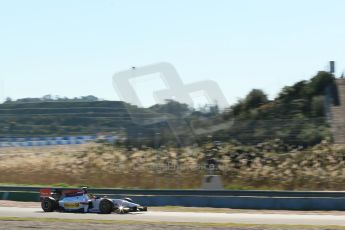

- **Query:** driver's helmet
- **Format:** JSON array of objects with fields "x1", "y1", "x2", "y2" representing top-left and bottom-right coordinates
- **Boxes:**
[
  {"x1": 123, "y1": 197, "x2": 133, "y2": 202},
  {"x1": 81, "y1": 187, "x2": 88, "y2": 194}
]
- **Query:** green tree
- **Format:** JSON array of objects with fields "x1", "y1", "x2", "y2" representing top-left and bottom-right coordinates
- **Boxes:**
[
  {"x1": 311, "y1": 96, "x2": 325, "y2": 117},
  {"x1": 243, "y1": 89, "x2": 269, "y2": 110},
  {"x1": 150, "y1": 100, "x2": 191, "y2": 117}
]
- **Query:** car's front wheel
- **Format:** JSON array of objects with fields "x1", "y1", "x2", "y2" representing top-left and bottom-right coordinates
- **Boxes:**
[
  {"x1": 99, "y1": 199, "x2": 114, "y2": 214},
  {"x1": 140, "y1": 206, "x2": 148, "y2": 211}
]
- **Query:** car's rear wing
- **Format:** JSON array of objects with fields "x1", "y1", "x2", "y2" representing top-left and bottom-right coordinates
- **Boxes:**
[
  {"x1": 39, "y1": 188, "x2": 85, "y2": 199},
  {"x1": 39, "y1": 188, "x2": 52, "y2": 200}
]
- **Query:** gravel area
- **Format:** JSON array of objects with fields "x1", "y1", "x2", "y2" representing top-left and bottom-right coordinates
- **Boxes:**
[{"x1": 1, "y1": 201, "x2": 345, "y2": 229}]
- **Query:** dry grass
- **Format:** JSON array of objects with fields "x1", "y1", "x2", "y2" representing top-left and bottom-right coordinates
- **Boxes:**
[
  {"x1": 1, "y1": 141, "x2": 345, "y2": 190},
  {"x1": 0, "y1": 144, "x2": 201, "y2": 188}
]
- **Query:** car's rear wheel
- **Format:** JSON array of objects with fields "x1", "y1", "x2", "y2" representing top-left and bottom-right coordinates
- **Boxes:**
[
  {"x1": 99, "y1": 199, "x2": 114, "y2": 214},
  {"x1": 41, "y1": 197, "x2": 57, "y2": 212}
]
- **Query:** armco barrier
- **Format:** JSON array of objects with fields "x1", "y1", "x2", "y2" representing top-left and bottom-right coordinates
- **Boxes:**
[
  {"x1": 1, "y1": 186, "x2": 345, "y2": 197},
  {"x1": 0, "y1": 191, "x2": 39, "y2": 202},
  {"x1": 1, "y1": 186, "x2": 345, "y2": 210},
  {"x1": 105, "y1": 195, "x2": 345, "y2": 210}
]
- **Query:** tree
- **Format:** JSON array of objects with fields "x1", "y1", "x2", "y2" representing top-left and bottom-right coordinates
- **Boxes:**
[
  {"x1": 243, "y1": 89, "x2": 269, "y2": 110},
  {"x1": 307, "y1": 71, "x2": 335, "y2": 96},
  {"x1": 311, "y1": 96, "x2": 325, "y2": 117},
  {"x1": 150, "y1": 100, "x2": 191, "y2": 117},
  {"x1": 42, "y1": 94, "x2": 53, "y2": 101},
  {"x1": 5, "y1": 97, "x2": 12, "y2": 103}
]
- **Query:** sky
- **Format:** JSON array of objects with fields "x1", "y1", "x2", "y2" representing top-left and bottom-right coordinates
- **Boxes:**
[{"x1": 0, "y1": 0, "x2": 345, "y2": 107}]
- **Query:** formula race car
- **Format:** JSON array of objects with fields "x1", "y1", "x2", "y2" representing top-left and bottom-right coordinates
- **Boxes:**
[{"x1": 40, "y1": 187, "x2": 148, "y2": 214}]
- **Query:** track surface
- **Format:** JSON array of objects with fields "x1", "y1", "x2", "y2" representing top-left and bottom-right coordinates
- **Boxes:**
[{"x1": 1, "y1": 207, "x2": 345, "y2": 226}]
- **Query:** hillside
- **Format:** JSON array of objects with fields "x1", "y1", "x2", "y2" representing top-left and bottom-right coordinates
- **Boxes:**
[
  {"x1": 0, "y1": 100, "x2": 131, "y2": 137},
  {"x1": 0, "y1": 71, "x2": 337, "y2": 147},
  {"x1": 213, "y1": 71, "x2": 337, "y2": 146}
]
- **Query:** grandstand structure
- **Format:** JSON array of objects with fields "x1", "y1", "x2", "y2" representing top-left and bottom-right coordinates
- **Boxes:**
[
  {"x1": 0, "y1": 135, "x2": 116, "y2": 148},
  {"x1": 0, "y1": 100, "x2": 129, "y2": 148}
]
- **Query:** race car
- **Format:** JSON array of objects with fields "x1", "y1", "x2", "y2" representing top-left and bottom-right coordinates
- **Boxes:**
[{"x1": 40, "y1": 187, "x2": 148, "y2": 214}]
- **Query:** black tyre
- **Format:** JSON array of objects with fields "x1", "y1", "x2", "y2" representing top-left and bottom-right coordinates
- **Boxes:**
[
  {"x1": 41, "y1": 197, "x2": 57, "y2": 212},
  {"x1": 138, "y1": 206, "x2": 147, "y2": 211},
  {"x1": 99, "y1": 199, "x2": 114, "y2": 214}
]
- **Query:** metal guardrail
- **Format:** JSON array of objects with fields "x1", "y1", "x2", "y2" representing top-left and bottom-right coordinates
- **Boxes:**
[
  {"x1": 2, "y1": 186, "x2": 345, "y2": 210},
  {"x1": 0, "y1": 186, "x2": 345, "y2": 198}
]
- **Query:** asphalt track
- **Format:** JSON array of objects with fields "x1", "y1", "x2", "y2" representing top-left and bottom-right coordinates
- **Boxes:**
[{"x1": 1, "y1": 207, "x2": 345, "y2": 226}]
